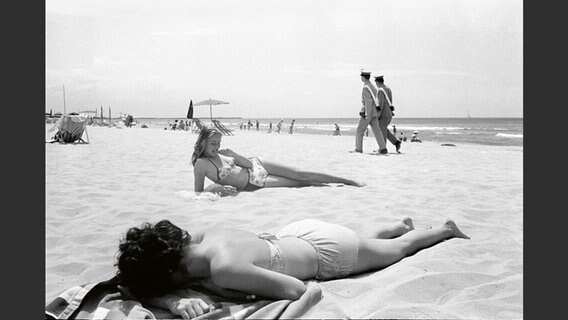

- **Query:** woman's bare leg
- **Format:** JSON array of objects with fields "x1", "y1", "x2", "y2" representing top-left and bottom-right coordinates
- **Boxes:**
[
  {"x1": 357, "y1": 217, "x2": 414, "y2": 239},
  {"x1": 353, "y1": 219, "x2": 469, "y2": 274},
  {"x1": 263, "y1": 175, "x2": 327, "y2": 188},
  {"x1": 262, "y1": 160, "x2": 365, "y2": 187}
]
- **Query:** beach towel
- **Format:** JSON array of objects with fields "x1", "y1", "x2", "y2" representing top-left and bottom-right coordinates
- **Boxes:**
[{"x1": 45, "y1": 275, "x2": 323, "y2": 320}]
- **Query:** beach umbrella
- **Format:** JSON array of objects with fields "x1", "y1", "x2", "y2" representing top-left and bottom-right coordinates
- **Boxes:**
[
  {"x1": 187, "y1": 100, "x2": 194, "y2": 119},
  {"x1": 193, "y1": 98, "x2": 229, "y2": 121}
]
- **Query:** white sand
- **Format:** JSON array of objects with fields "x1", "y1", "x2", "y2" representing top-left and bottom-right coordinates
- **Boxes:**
[{"x1": 45, "y1": 124, "x2": 523, "y2": 319}]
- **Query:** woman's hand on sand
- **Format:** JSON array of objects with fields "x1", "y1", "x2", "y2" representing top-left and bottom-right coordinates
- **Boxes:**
[
  {"x1": 116, "y1": 285, "x2": 136, "y2": 300},
  {"x1": 208, "y1": 184, "x2": 238, "y2": 196},
  {"x1": 169, "y1": 298, "x2": 214, "y2": 320},
  {"x1": 96, "y1": 292, "x2": 124, "y2": 309},
  {"x1": 355, "y1": 181, "x2": 366, "y2": 187}
]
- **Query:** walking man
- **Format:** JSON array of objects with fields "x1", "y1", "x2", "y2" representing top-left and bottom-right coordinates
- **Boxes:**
[
  {"x1": 289, "y1": 119, "x2": 295, "y2": 134},
  {"x1": 351, "y1": 70, "x2": 387, "y2": 154},
  {"x1": 374, "y1": 75, "x2": 401, "y2": 153}
]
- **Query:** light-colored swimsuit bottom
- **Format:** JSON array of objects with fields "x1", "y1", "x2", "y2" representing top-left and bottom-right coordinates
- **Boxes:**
[
  {"x1": 259, "y1": 219, "x2": 359, "y2": 280},
  {"x1": 244, "y1": 157, "x2": 269, "y2": 191},
  {"x1": 257, "y1": 233, "x2": 285, "y2": 273}
]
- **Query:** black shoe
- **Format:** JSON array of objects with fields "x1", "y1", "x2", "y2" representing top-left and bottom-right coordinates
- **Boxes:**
[
  {"x1": 379, "y1": 148, "x2": 388, "y2": 154},
  {"x1": 395, "y1": 140, "x2": 401, "y2": 153}
]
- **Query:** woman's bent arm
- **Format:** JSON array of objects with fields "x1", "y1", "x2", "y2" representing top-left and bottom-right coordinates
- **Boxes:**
[
  {"x1": 219, "y1": 149, "x2": 252, "y2": 168},
  {"x1": 211, "y1": 262, "x2": 307, "y2": 301}
]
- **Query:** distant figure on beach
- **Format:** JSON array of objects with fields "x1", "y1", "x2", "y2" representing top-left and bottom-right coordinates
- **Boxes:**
[
  {"x1": 400, "y1": 132, "x2": 407, "y2": 142},
  {"x1": 191, "y1": 128, "x2": 364, "y2": 196},
  {"x1": 172, "y1": 120, "x2": 178, "y2": 130},
  {"x1": 178, "y1": 119, "x2": 186, "y2": 131},
  {"x1": 374, "y1": 75, "x2": 401, "y2": 153},
  {"x1": 276, "y1": 120, "x2": 283, "y2": 134},
  {"x1": 289, "y1": 119, "x2": 295, "y2": 134},
  {"x1": 125, "y1": 114, "x2": 134, "y2": 128},
  {"x1": 267, "y1": 122, "x2": 272, "y2": 133},
  {"x1": 247, "y1": 120, "x2": 252, "y2": 130},
  {"x1": 411, "y1": 131, "x2": 422, "y2": 143},
  {"x1": 333, "y1": 123, "x2": 341, "y2": 136},
  {"x1": 393, "y1": 125, "x2": 396, "y2": 135},
  {"x1": 116, "y1": 217, "x2": 469, "y2": 318},
  {"x1": 351, "y1": 70, "x2": 387, "y2": 154}
]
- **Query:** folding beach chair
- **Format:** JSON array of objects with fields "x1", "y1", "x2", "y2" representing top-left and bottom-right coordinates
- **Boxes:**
[
  {"x1": 212, "y1": 119, "x2": 234, "y2": 136},
  {"x1": 192, "y1": 118, "x2": 206, "y2": 134},
  {"x1": 47, "y1": 114, "x2": 90, "y2": 144}
]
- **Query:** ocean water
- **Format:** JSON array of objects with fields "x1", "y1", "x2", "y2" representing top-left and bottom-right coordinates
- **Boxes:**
[{"x1": 134, "y1": 117, "x2": 523, "y2": 147}]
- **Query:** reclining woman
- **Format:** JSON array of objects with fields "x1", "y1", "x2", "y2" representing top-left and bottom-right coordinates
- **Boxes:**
[
  {"x1": 192, "y1": 128, "x2": 364, "y2": 196},
  {"x1": 116, "y1": 217, "x2": 469, "y2": 319}
]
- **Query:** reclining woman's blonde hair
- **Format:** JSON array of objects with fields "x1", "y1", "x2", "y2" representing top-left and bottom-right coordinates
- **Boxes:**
[{"x1": 191, "y1": 128, "x2": 222, "y2": 166}]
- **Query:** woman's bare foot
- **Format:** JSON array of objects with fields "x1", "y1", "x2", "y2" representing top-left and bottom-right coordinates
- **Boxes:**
[
  {"x1": 401, "y1": 216, "x2": 414, "y2": 232},
  {"x1": 346, "y1": 179, "x2": 366, "y2": 187},
  {"x1": 385, "y1": 217, "x2": 414, "y2": 238},
  {"x1": 443, "y1": 219, "x2": 470, "y2": 239},
  {"x1": 359, "y1": 217, "x2": 414, "y2": 239}
]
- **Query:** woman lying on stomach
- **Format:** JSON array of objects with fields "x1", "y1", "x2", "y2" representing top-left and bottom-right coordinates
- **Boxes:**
[{"x1": 116, "y1": 217, "x2": 469, "y2": 319}]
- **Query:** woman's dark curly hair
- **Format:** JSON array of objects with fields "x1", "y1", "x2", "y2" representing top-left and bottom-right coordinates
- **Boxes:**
[{"x1": 115, "y1": 220, "x2": 191, "y2": 297}]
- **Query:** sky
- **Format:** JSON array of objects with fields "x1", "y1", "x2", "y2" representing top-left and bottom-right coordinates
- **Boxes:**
[{"x1": 45, "y1": 0, "x2": 523, "y2": 119}]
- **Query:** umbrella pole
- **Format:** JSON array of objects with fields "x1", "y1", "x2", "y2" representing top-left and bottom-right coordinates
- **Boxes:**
[{"x1": 210, "y1": 105, "x2": 213, "y2": 122}]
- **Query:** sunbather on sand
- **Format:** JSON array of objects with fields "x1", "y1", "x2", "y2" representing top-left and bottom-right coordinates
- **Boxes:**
[
  {"x1": 116, "y1": 217, "x2": 469, "y2": 319},
  {"x1": 191, "y1": 128, "x2": 365, "y2": 196}
]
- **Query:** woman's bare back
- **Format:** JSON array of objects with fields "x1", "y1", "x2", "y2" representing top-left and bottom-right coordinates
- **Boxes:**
[{"x1": 201, "y1": 228, "x2": 318, "y2": 280}]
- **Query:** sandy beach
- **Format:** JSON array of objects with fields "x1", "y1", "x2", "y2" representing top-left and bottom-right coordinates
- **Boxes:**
[{"x1": 45, "y1": 124, "x2": 523, "y2": 319}]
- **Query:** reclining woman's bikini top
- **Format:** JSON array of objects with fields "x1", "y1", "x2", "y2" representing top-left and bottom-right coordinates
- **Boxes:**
[{"x1": 207, "y1": 157, "x2": 236, "y2": 182}]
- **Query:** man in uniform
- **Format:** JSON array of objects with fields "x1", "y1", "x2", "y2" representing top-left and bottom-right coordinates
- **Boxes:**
[
  {"x1": 351, "y1": 70, "x2": 387, "y2": 154},
  {"x1": 375, "y1": 75, "x2": 401, "y2": 153}
]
